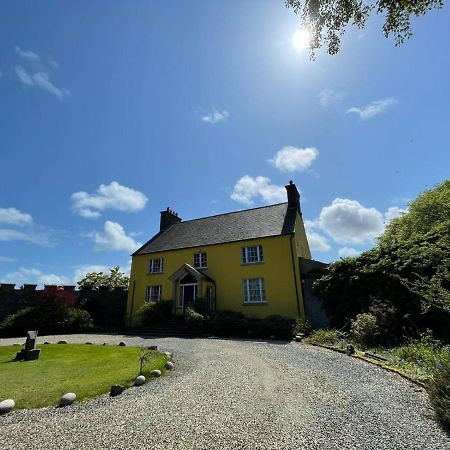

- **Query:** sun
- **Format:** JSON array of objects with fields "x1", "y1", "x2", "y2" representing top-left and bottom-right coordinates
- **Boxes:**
[{"x1": 292, "y1": 28, "x2": 310, "y2": 51}]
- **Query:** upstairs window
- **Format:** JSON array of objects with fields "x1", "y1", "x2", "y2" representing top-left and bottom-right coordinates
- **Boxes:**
[
  {"x1": 241, "y1": 245, "x2": 264, "y2": 264},
  {"x1": 145, "y1": 285, "x2": 162, "y2": 302},
  {"x1": 243, "y1": 278, "x2": 266, "y2": 304},
  {"x1": 193, "y1": 252, "x2": 207, "y2": 269},
  {"x1": 148, "y1": 257, "x2": 164, "y2": 274}
]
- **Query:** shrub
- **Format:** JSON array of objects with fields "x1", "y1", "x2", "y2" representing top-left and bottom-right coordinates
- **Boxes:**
[
  {"x1": 249, "y1": 315, "x2": 295, "y2": 340},
  {"x1": 350, "y1": 313, "x2": 379, "y2": 349},
  {"x1": 306, "y1": 329, "x2": 343, "y2": 346},
  {"x1": 0, "y1": 306, "x2": 92, "y2": 337},
  {"x1": 293, "y1": 317, "x2": 312, "y2": 336},
  {"x1": 427, "y1": 357, "x2": 450, "y2": 429},
  {"x1": 390, "y1": 333, "x2": 450, "y2": 373},
  {"x1": 210, "y1": 310, "x2": 248, "y2": 337},
  {"x1": 191, "y1": 298, "x2": 209, "y2": 316},
  {"x1": 59, "y1": 308, "x2": 92, "y2": 332},
  {"x1": 137, "y1": 300, "x2": 173, "y2": 326},
  {"x1": 185, "y1": 307, "x2": 204, "y2": 335}
]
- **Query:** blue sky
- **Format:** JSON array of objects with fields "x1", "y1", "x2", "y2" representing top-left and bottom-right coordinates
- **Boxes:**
[{"x1": 1, "y1": 1, "x2": 449, "y2": 286}]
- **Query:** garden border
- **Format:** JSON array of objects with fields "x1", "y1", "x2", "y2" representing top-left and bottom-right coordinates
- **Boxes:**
[{"x1": 305, "y1": 342, "x2": 426, "y2": 388}]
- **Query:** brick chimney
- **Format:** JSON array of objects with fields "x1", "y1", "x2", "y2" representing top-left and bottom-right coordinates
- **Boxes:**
[
  {"x1": 285, "y1": 180, "x2": 301, "y2": 214},
  {"x1": 160, "y1": 207, "x2": 182, "y2": 232}
]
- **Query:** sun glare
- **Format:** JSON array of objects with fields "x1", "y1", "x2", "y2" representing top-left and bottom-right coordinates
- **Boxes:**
[{"x1": 292, "y1": 29, "x2": 310, "y2": 51}]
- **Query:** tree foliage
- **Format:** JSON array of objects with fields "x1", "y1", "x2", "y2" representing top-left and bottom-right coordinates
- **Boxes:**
[
  {"x1": 286, "y1": 0, "x2": 445, "y2": 55},
  {"x1": 314, "y1": 180, "x2": 450, "y2": 344},
  {"x1": 77, "y1": 266, "x2": 129, "y2": 290}
]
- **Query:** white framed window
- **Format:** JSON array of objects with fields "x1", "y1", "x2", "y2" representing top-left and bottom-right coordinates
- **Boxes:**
[
  {"x1": 243, "y1": 278, "x2": 266, "y2": 304},
  {"x1": 145, "y1": 285, "x2": 162, "y2": 302},
  {"x1": 241, "y1": 245, "x2": 264, "y2": 264},
  {"x1": 206, "y1": 285, "x2": 214, "y2": 310},
  {"x1": 148, "y1": 257, "x2": 164, "y2": 274},
  {"x1": 193, "y1": 251, "x2": 207, "y2": 269}
]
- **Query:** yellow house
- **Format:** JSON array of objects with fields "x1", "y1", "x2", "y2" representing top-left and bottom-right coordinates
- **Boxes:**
[{"x1": 126, "y1": 181, "x2": 311, "y2": 326}]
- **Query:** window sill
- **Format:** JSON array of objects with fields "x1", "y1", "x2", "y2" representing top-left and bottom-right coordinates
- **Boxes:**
[
  {"x1": 242, "y1": 302, "x2": 267, "y2": 306},
  {"x1": 147, "y1": 272, "x2": 164, "y2": 275},
  {"x1": 241, "y1": 262, "x2": 264, "y2": 266}
]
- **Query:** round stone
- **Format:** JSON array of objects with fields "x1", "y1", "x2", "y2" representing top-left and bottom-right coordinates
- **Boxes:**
[
  {"x1": 0, "y1": 399, "x2": 15, "y2": 414},
  {"x1": 85, "y1": 342, "x2": 93, "y2": 345},
  {"x1": 150, "y1": 369, "x2": 162, "y2": 377},
  {"x1": 165, "y1": 361, "x2": 174, "y2": 370},
  {"x1": 134, "y1": 375, "x2": 146, "y2": 386},
  {"x1": 57, "y1": 340, "x2": 68, "y2": 344},
  {"x1": 164, "y1": 351, "x2": 172, "y2": 358},
  {"x1": 118, "y1": 341, "x2": 126, "y2": 347},
  {"x1": 110, "y1": 385, "x2": 125, "y2": 397},
  {"x1": 59, "y1": 392, "x2": 76, "y2": 407}
]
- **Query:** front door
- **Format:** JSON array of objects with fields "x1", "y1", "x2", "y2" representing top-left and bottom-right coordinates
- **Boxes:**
[{"x1": 179, "y1": 283, "x2": 197, "y2": 311}]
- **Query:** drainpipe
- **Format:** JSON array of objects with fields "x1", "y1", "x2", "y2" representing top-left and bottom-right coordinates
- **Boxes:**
[
  {"x1": 128, "y1": 280, "x2": 136, "y2": 328},
  {"x1": 289, "y1": 235, "x2": 301, "y2": 318}
]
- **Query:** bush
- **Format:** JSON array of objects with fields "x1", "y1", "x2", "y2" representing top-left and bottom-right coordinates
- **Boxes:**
[
  {"x1": 294, "y1": 317, "x2": 312, "y2": 336},
  {"x1": 427, "y1": 357, "x2": 450, "y2": 429},
  {"x1": 59, "y1": 308, "x2": 92, "y2": 332},
  {"x1": 191, "y1": 298, "x2": 209, "y2": 316},
  {"x1": 390, "y1": 333, "x2": 450, "y2": 373},
  {"x1": 248, "y1": 315, "x2": 295, "y2": 340},
  {"x1": 306, "y1": 329, "x2": 344, "y2": 346},
  {"x1": 185, "y1": 307, "x2": 204, "y2": 335},
  {"x1": 350, "y1": 313, "x2": 379, "y2": 348},
  {"x1": 210, "y1": 310, "x2": 248, "y2": 337},
  {"x1": 0, "y1": 306, "x2": 92, "y2": 337},
  {"x1": 137, "y1": 300, "x2": 173, "y2": 326}
]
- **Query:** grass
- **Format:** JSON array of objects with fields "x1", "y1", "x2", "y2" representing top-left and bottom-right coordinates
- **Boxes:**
[{"x1": 0, "y1": 344, "x2": 168, "y2": 409}]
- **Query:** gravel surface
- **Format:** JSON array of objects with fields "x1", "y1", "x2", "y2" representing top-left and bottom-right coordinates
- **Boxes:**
[{"x1": 0, "y1": 334, "x2": 449, "y2": 450}]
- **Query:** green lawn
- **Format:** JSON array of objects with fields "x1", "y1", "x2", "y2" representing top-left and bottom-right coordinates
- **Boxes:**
[{"x1": 0, "y1": 344, "x2": 168, "y2": 409}]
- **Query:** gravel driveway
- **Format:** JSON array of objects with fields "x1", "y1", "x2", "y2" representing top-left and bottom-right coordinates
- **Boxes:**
[{"x1": 0, "y1": 334, "x2": 449, "y2": 450}]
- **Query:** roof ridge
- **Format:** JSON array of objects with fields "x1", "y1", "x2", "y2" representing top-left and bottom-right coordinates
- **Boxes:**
[{"x1": 175, "y1": 202, "x2": 288, "y2": 225}]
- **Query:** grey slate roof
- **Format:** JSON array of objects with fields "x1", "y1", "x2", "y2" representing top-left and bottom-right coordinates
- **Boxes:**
[{"x1": 134, "y1": 203, "x2": 297, "y2": 255}]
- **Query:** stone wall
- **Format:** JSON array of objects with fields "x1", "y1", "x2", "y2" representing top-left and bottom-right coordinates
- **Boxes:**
[
  {"x1": 0, "y1": 284, "x2": 128, "y2": 329},
  {"x1": 299, "y1": 258, "x2": 330, "y2": 329}
]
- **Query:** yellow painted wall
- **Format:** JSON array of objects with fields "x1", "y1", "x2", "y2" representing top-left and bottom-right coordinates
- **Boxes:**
[{"x1": 126, "y1": 233, "x2": 306, "y2": 324}]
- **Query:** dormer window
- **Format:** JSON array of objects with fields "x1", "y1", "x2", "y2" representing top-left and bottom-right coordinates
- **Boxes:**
[
  {"x1": 148, "y1": 257, "x2": 164, "y2": 274},
  {"x1": 241, "y1": 245, "x2": 263, "y2": 264},
  {"x1": 193, "y1": 251, "x2": 207, "y2": 269}
]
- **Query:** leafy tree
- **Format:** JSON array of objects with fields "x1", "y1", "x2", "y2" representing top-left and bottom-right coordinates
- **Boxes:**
[
  {"x1": 314, "y1": 179, "x2": 450, "y2": 344},
  {"x1": 286, "y1": 0, "x2": 445, "y2": 55},
  {"x1": 380, "y1": 180, "x2": 450, "y2": 246},
  {"x1": 77, "y1": 266, "x2": 129, "y2": 290}
]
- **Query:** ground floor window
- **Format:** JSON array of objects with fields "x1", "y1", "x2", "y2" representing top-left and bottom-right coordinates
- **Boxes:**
[
  {"x1": 206, "y1": 285, "x2": 214, "y2": 310},
  {"x1": 145, "y1": 285, "x2": 162, "y2": 302},
  {"x1": 243, "y1": 278, "x2": 265, "y2": 304}
]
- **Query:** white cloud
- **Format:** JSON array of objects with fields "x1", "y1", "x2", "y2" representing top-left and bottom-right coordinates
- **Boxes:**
[
  {"x1": 73, "y1": 264, "x2": 110, "y2": 283},
  {"x1": 15, "y1": 46, "x2": 41, "y2": 62},
  {"x1": 338, "y1": 247, "x2": 362, "y2": 258},
  {"x1": 317, "y1": 198, "x2": 385, "y2": 244},
  {"x1": 1, "y1": 267, "x2": 69, "y2": 287},
  {"x1": 15, "y1": 66, "x2": 70, "y2": 100},
  {"x1": 318, "y1": 89, "x2": 346, "y2": 108},
  {"x1": 269, "y1": 146, "x2": 318, "y2": 173},
  {"x1": 71, "y1": 181, "x2": 148, "y2": 218},
  {"x1": 306, "y1": 230, "x2": 331, "y2": 252},
  {"x1": 231, "y1": 176, "x2": 285, "y2": 205},
  {"x1": 346, "y1": 97, "x2": 398, "y2": 120},
  {"x1": 14, "y1": 46, "x2": 70, "y2": 100},
  {"x1": 88, "y1": 221, "x2": 142, "y2": 252},
  {"x1": 0, "y1": 207, "x2": 33, "y2": 226},
  {"x1": 0, "y1": 228, "x2": 51, "y2": 246},
  {"x1": 201, "y1": 109, "x2": 230, "y2": 124},
  {"x1": 385, "y1": 206, "x2": 407, "y2": 223},
  {"x1": 0, "y1": 256, "x2": 15, "y2": 263}
]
